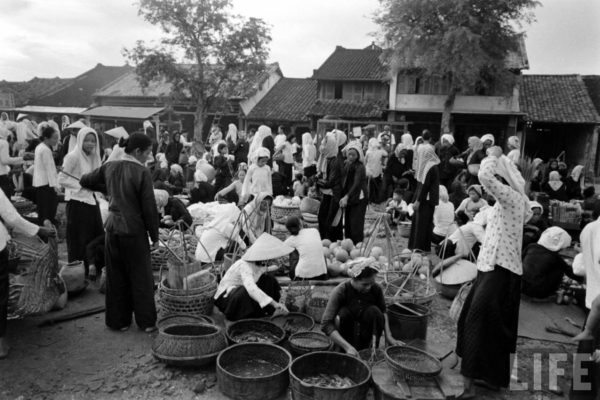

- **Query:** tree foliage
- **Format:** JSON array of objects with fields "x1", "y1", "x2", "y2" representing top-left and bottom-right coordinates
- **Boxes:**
[
  {"x1": 124, "y1": 0, "x2": 271, "y2": 140},
  {"x1": 375, "y1": 0, "x2": 539, "y2": 132}
]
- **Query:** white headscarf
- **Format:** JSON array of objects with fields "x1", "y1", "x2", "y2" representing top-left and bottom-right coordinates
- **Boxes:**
[
  {"x1": 529, "y1": 201, "x2": 543, "y2": 212},
  {"x1": 367, "y1": 137, "x2": 380, "y2": 152},
  {"x1": 333, "y1": 129, "x2": 347, "y2": 148},
  {"x1": 414, "y1": 144, "x2": 439, "y2": 183},
  {"x1": 170, "y1": 163, "x2": 183, "y2": 175},
  {"x1": 439, "y1": 185, "x2": 449, "y2": 203},
  {"x1": 317, "y1": 131, "x2": 339, "y2": 175},
  {"x1": 343, "y1": 141, "x2": 365, "y2": 163},
  {"x1": 248, "y1": 125, "x2": 272, "y2": 164},
  {"x1": 0, "y1": 126, "x2": 10, "y2": 141},
  {"x1": 226, "y1": 123, "x2": 238, "y2": 143},
  {"x1": 63, "y1": 127, "x2": 102, "y2": 178},
  {"x1": 538, "y1": 226, "x2": 572, "y2": 252},
  {"x1": 194, "y1": 170, "x2": 208, "y2": 183},
  {"x1": 481, "y1": 134, "x2": 495, "y2": 146},
  {"x1": 154, "y1": 189, "x2": 169, "y2": 214},
  {"x1": 507, "y1": 136, "x2": 520, "y2": 149},
  {"x1": 302, "y1": 132, "x2": 316, "y2": 166},
  {"x1": 256, "y1": 147, "x2": 270, "y2": 160},
  {"x1": 441, "y1": 134, "x2": 455, "y2": 145},
  {"x1": 398, "y1": 133, "x2": 414, "y2": 151},
  {"x1": 571, "y1": 165, "x2": 584, "y2": 182},
  {"x1": 489, "y1": 154, "x2": 532, "y2": 222},
  {"x1": 548, "y1": 171, "x2": 563, "y2": 191}
]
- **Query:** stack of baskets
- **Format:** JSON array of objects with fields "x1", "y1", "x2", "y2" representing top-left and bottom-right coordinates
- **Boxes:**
[
  {"x1": 299, "y1": 197, "x2": 320, "y2": 229},
  {"x1": 384, "y1": 345, "x2": 442, "y2": 383},
  {"x1": 158, "y1": 271, "x2": 217, "y2": 318},
  {"x1": 383, "y1": 275, "x2": 436, "y2": 307}
]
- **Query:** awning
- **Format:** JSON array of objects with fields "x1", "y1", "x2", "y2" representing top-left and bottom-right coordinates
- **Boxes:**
[
  {"x1": 80, "y1": 106, "x2": 164, "y2": 120},
  {"x1": 15, "y1": 105, "x2": 87, "y2": 115}
]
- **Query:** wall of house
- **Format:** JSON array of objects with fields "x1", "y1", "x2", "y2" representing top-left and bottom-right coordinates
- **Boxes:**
[
  {"x1": 239, "y1": 72, "x2": 283, "y2": 116},
  {"x1": 319, "y1": 81, "x2": 387, "y2": 101},
  {"x1": 523, "y1": 123, "x2": 596, "y2": 169}
]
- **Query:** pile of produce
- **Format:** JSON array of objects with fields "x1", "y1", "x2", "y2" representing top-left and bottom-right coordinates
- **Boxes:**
[
  {"x1": 273, "y1": 196, "x2": 301, "y2": 208},
  {"x1": 321, "y1": 238, "x2": 400, "y2": 277},
  {"x1": 400, "y1": 252, "x2": 430, "y2": 280},
  {"x1": 302, "y1": 374, "x2": 356, "y2": 388},
  {"x1": 556, "y1": 276, "x2": 585, "y2": 305},
  {"x1": 227, "y1": 359, "x2": 282, "y2": 378}
]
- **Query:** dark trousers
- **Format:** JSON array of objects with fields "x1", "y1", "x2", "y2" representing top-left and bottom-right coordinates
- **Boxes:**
[
  {"x1": 0, "y1": 249, "x2": 8, "y2": 337},
  {"x1": 277, "y1": 161, "x2": 293, "y2": 192},
  {"x1": 66, "y1": 200, "x2": 103, "y2": 271},
  {"x1": 104, "y1": 232, "x2": 156, "y2": 330},
  {"x1": 368, "y1": 176, "x2": 382, "y2": 203},
  {"x1": 456, "y1": 267, "x2": 521, "y2": 388},
  {"x1": 0, "y1": 175, "x2": 14, "y2": 198},
  {"x1": 318, "y1": 195, "x2": 343, "y2": 242},
  {"x1": 344, "y1": 200, "x2": 367, "y2": 245},
  {"x1": 338, "y1": 305, "x2": 384, "y2": 351},
  {"x1": 303, "y1": 165, "x2": 317, "y2": 179},
  {"x1": 35, "y1": 185, "x2": 58, "y2": 225},
  {"x1": 215, "y1": 274, "x2": 281, "y2": 321},
  {"x1": 570, "y1": 321, "x2": 600, "y2": 399}
]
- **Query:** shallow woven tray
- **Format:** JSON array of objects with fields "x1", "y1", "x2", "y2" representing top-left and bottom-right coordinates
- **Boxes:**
[
  {"x1": 288, "y1": 331, "x2": 332, "y2": 355},
  {"x1": 384, "y1": 345, "x2": 442, "y2": 381}
]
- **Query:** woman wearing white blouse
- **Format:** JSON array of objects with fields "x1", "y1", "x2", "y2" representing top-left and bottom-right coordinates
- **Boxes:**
[
  {"x1": 455, "y1": 146, "x2": 531, "y2": 398},
  {"x1": 58, "y1": 127, "x2": 104, "y2": 277},
  {"x1": 33, "y1": 125, "x2": 60, "y2": 225},
  {"x1": 0, "y1": 127, "x2": 30, "y2": 197}
]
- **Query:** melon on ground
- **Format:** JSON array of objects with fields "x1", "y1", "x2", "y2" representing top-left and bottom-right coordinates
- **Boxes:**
[
  {"x1": 335, "y1": 249, "x2": 349, "y2": 263},
  {"x1": 350, "y1": 249, "x2": 361, "y2": 259},
  {"x1": 323, "y1": 247, "x2": 332, "y2": 258},
  {"x1": 329, "y1": 242, "x2": 340, "y2": 251},
  {"x1": 370, "y1": 246, "x2": 383, "y2": 259},
  {"x1": 340, "y1": 238, "x2": 354, "y2": 252},
  {"x1": 322, "y1": 239, "x2": 332, "y2": 248}
]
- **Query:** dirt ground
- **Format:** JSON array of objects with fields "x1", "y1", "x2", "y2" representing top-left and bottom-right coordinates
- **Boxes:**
[{"x1": 0, "y1": 226, "x2": 580, "y2": 400}]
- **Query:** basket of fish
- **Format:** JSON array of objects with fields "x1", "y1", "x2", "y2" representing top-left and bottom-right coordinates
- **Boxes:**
[
  {"x1": 270, "y1": 312, "x2": 315, "y2": 337},
  {"x1": 288, "y1": 331, "x2": 332, "y2": 356},
  {"x1": 289, "y1": 351, "x2": 371, "y2": 399},
  {"x1": 217, "y1": 343, "x2": 292, "y2": 400},
  {"x1": 226, "y1": 319, "x2": 286, "y2": 345}
]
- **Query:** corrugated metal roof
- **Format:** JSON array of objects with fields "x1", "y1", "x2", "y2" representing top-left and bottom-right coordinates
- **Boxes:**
[
  {"x1": 520, "y1": 75, "x2": 600, "y2": 124},
  {"x1": 247, "y1": 78, "x2": 316, "y2": 121},
  {"x1": 80, "y1": 106, "x2": 164, "y2": 120},
  {"x1": 16, "y1": 106, "x2": 87, "y2": 115}
]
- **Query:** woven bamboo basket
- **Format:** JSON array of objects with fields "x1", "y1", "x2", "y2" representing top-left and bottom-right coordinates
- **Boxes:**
[
  {"x1": 305, "y1": 290, "x2": 330, "y2": 323},
  {"x1": 151, "y1": 247, "x2": 170, "y2": 271},
  {"x1": 226, "y1": 319, "x2": 286, "y2": 345},
  {"x1": 157, "y1": 314, "x2": 215, "y2": 329},
  {"x1": 13, "y1": 199, "x2": 36, "y2": 215},
  {"x1": 271, "y1": 226, "x2": 289, "y2": 241},
  {"x1": 152, "y1": 322, "x2": 227, "y2": 367},
  {"x1": 384, "y1": 345, "x2": 442, "y2": 383},
  {"x1": 398, "y1": 221, "x2": 412, "y2": 238},
  {"x1": 288, "y1": 331, "x2": 332, "y2": 356},
  {"x1": 302, "y1": 220, "x2": 319, "y2": 230},
  {"x1": 384, "y1": 276, "x2": 436, "y2": 307},
  {"x1": 359, "y1": 348, "x2": 386, "y2": 367},
  {"x1": 158, "y1": 272, "x2": 217, "y2": 317},
  {"x1": 270, "y1": 312, "x2": 315, "y2": 336},
  {"x1": 271, "y1": 203, "x2": 301, "y2": 222},
  {"x1": 8, "y1": 229, "x2": 61, "y2": 318}
]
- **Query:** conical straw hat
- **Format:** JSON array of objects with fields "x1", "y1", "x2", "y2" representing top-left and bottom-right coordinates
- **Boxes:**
[
  {"x1": 105, "y1": 126, "x2": 129, "y2": 139},
  {"x1": 242, "y1": 233, "x2": 293, "y2": 262},
  {"x1": 66, "y1": 120, "x2": 86, "y2": 130}
]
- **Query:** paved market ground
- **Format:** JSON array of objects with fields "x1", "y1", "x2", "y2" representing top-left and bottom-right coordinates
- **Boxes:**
[{"x1": 0, "y1": 227, "x2": 580, "y2": 399}]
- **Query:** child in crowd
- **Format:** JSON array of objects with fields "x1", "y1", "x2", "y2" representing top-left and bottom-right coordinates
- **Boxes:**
[
  {"x1": 241, "y1": 148, "x2": 273, "y2": 203},
  {"x1": 432, "y1": 185, "x2": 456, "y2": 245},
  {"x1": 293, "y1": 173, "x2": 306, "y2": 197},
  {"x1": 455, "y1": 184, "x2": 487, "y2": 220},
  {"x1": 386, "y1": 188, "x2": 408, "y2": 225},
  {"x1": 213, "y1": 143, "x2": 233, "y2": 192}
]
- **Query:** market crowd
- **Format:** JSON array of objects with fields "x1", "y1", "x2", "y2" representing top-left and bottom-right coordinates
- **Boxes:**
[{"x1": 1, "y1": 112, "x2": 600, "y2": 398}]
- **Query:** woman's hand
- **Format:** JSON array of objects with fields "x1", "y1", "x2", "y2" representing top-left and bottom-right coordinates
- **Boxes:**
[
  {"x1": 271, "y1": 301, "x2": 289, "y2": 316},
  {"x1": 413, "y1": 201, "x2": 420, "y2": 211},
  {"x1": 345, "y1": 345, "x2": 359, "y2": 357},
  {"x1": 37, "y1": 226, "x2": 56, "y2": 240},
  {"x1": 339, "y1": 196, "x2": 349, "y2": 208}
]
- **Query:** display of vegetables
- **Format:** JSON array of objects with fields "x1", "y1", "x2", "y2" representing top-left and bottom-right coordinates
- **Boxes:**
[{"x1": 231, "y1": 330, "x2": 281, "y2": 343}]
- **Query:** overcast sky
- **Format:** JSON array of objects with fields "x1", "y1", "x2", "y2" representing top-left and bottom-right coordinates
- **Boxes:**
[{"x1": 1, "y1": 0, "x2": 598, "y2": 81}]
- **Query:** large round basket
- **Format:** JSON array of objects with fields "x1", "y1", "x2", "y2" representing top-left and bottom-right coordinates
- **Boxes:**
[
  {"x1": 302, "y1": 220, "x2": 319, "y2": 230},
  {"x1": 271, "y1": 203, "x2": 301, "y2": 222},
  {"x1": 384, "y1": 345, "x2": 442, "y2": 383},
  {"x1": 384, "y1": 276, "x2": 436, "y2": 307},
  {"x1": 157, "y1": 314, "x2": 215, "y2": 329},
  {"x1": 158, "y1": 273, "x2": 217, "y2": 317},
  {"x1": 270, "y1": 312, "x2": 315, "y2": 337},
  {"x1": 358, "y1": 348, "x2": 386, "y2": 367},
  {"x1": 288, "y1": 331, "x2": 332, "y2": 356},
  {"x1": 152, "y1": 322, "x2": 227, "y2": 367},
  {"x1": 289, "y1": 351, "x2": 371, "y2": 400},
  {"x1": 217, "y1": 343, "x2": 292, "y2": 400},
  {"x1": 299, "y1": 197, "x2": 320, "y2": 215},
  {"x1": 226, "y1": 319, "x2": 286, "y2": 345},
  {"x1": 271, "y1": 225, "x2": 289, "y2": 241}
]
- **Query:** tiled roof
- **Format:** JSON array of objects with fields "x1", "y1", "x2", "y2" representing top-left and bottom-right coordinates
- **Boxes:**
[
  {"x1": 34, "y1": 64, "x2": 132, "y2": 107},
  {"x1": 0, "y1": 77, "x2": 72, "y2": 107},
  {"x1": 582, "y1": 75, "x2": 600, "y2": 115},
  {"x1": 95, "y1": 63, "x2": 281, "y2": 99},
  {"x1": 312, "y1": 44, "x2": 388, "y2": 81},
  {"x1": 247, "y1": 78, "x2": 316, "y2": 122},
  {"x1": 520, "y1": 75, "x2": 600, "y2": 124},
  {"x1": 308, "y1": 98, "x2": 385, "y2": 119}
]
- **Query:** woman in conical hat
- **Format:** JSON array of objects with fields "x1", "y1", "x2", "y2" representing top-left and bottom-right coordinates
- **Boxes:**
[{"x1": 214, "y1": 233, "x2": 292, "y2": 321}]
